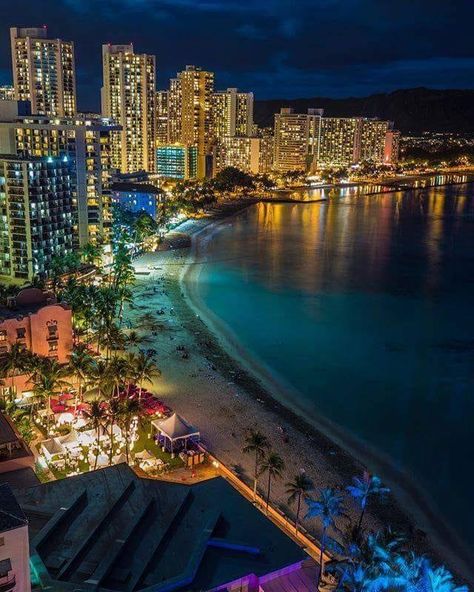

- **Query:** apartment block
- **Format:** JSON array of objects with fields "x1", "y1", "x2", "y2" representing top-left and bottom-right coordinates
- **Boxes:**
[
  {"x1": 10, "y1": 26, "x2": 76, "y2": 117},
  {"x1": 156, "y1": 90, "x2": 169, "y2": 145},
  {"x1": 212, "y1": 87, "x2": 253, "y2": 141},
  {"x1": 215, "y1": 136, "x2": 262, "y2": 174},
  {"x1": 273, "y1": 108, "x2": 322, "y2": 172},
  {"x1": 0, "y1": 103, "x2": 120, "y2": 246},
  {"x1": 156, "y1": 144, "x2": 198, "y2": 180},
  {"x1": 102, "y1": 44, "x2": 156, "y2": 174},
  {"x1": 0, "y1": 154, "x2": 75, "y2": 282},
  {"x1": 168, "y1": 66, "x2": 214, "y2": 177}
]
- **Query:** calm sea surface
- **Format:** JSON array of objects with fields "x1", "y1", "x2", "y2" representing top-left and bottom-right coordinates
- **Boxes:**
[{"x1": 193, "y1": 179, "x2": 474, "y2": 549}]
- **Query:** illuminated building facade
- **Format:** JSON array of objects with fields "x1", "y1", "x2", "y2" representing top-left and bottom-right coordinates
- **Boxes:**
[
  {"x1": 0, "y1": 288, "x2": 73, "y2": 368},
  {"x1": 0, "y1": 86, "x2": 15, "y2": 101},
  {"x1": 168, "y1": 66, "x2": 214, "y2": 177},
  {"x1": 10, "y1": 26, "x2": 76, "y2": 117},
  {"x1": 156, "y1": 90, "x2": 169, "y2": 145},
  {"x1": 0, "y1": 154, "x2": 75, "y2": 282},
  {"x1": 167, "y1": 78, "x2": 181, "y2": 145},
  {"x1": 318, "y1": 117, "x2": 397, "y2": 166},
  {"x1": 156, "y1": 144, "x2": 197, "y2": 180},
  {"x1": 101, "y1": 44, "x2": 156, "y2": 174},
  {"x1": 111, "y1": 182, "x2": 164, "y2": 220},
  {"x1": 0, "y1": 105, "x2": 119, "y2": 246},
  {"x1": 212, "y1": 87, "x2": 253, "y2": 141},
  {"x1": 318, "y1": 117, "x2": 361, "y2": 167},
  {"x1": 274, "y1": 108, "x2": 322, "y2": 172},
  {"x1": 384, "y1": 129, "x2": 401, "y2": 164},
  {"x1": 215, "y1": 136, "x2": 262, "y2": 174},
  {"x1": 258, "y1": 131, "x2": 274, "y2": 173},
  {"x1": 360, "y1": 119, "x2": 391, "y2": 163}
]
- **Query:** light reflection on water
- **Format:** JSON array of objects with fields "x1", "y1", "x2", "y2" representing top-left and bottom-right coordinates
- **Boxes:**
[{"x1": 196, "y1": 180, "x2": 474, "y2": 549}]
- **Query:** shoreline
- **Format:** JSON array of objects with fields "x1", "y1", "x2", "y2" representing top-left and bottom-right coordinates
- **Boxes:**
[
  {"x1": 129, "y1": 189, "x2": 474, "y2": 585},
  {"x1": 178, "y1": 212, "x2": 474, "y2": 583}
]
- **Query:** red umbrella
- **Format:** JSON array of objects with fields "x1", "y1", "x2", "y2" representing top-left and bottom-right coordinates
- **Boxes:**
[{"x1": 51, "y1": 404, "x2": 67, "y2": 413}]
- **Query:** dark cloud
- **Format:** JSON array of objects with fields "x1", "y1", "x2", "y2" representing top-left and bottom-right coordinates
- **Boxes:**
[{"x1": 0, "y1": 0, "x2": 472, "y2": 111}]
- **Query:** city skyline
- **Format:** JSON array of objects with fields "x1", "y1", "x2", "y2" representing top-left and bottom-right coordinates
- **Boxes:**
[{"x1": 0, "y1": 0, "x2": 473, "y2": 111}]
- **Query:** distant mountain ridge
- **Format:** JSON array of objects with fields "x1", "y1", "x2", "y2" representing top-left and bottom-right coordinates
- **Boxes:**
[{"x1": 254, "y1": 88, "x2": 474, "y2": 134}]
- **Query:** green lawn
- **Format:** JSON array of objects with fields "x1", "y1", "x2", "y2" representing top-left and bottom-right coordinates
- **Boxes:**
[{"x1": 47, "y1": 417, "x2": 183, "y2": 480}]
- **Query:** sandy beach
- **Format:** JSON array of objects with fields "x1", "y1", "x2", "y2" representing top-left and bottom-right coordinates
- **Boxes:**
[{"x1": 126, "y1": 209, "x2": 474, "y2": 585}]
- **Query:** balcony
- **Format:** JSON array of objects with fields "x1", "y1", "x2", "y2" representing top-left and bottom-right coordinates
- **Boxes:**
[{"x1": 0, "y1": 574, "x2": 16, "y2": 592}]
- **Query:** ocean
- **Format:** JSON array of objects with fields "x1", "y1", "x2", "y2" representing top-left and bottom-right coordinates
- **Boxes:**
[{"x1": 190, "y1": 179, "x2": 474, "y2": 552}]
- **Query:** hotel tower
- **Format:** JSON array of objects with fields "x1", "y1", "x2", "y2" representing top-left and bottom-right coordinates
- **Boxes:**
[
  {"x1": 212, "y1": 87, "x2": 254, "y2": 141},
  {"x1": 101, "y1": 44, "x2": 156, "y2": 174},
  {"x1": 168, "y1": 66, "x2": 214, "y2": 178},
  {"x1": 10, "y1": 26, "x2": 76, "y2": 117}
]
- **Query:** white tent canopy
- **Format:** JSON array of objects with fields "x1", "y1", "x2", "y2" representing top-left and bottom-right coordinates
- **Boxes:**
[
  {"x1": 41, "y1": 438, "x2": 66, "y2": 461},
  {"x1": 151, "y1": 413, "x2": 200, "y2": 457},
  {"x1": 59, "y1": 429, "x2": 80, "y2": 449}
]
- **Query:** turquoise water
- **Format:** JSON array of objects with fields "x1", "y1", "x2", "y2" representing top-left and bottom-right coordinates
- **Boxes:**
[{"x1": 192, "y1": 182, "x2": 474, "y2": 550}]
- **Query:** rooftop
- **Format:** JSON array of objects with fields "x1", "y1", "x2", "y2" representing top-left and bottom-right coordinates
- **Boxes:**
[
  {"x1": 0, "y1": 287, "x2": 70, "y2": 322},
  {"x1": 13, "y1": 463, "x2": 305, "y2": 592},
  {"x1": 0, "y1": 413, "x2": 19, "y2": 447},
  {"x1": 0, "y1": 483, "x2": 28, "y2": 533},
  {"x1": 111, "y1": 182, "x2": 163, "y2": 195},
  {"x1": 0, "y1": 468, "x2": 40, "y2": 490}
]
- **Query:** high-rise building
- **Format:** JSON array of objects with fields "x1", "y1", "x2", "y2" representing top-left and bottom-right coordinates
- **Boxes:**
[
  {"x1": 156, "y1": 90, "x2": 169, "y2": 145},
  {"x1": 156, "y1": 145, "x2": 198, "y2": 180},
  {"x1": 0, "y1": 154, "x2": 75, "y2": 282},
  {"x1": 384, "y1": 129, "x2": 400, "y2": 164},
  {"x1": 273, "y1": 108, "x2": 322, "y2": 172},
  {"x1": 215, "y1": 137, "x2": 262, "y2": 174},
  {"x1": 167, "y1": 78, "x2": 182, "y2": 145},
  {"x1": 257, "y1": 129, "x2": 275, "y2": 173},
  {"x1": 0, "y1": 86, "x2": 15, "y2": 101},
  {"x1": 168, "y1": 66, "x2": 214, "y2": 177},
  {"x1": 212, "y1": 88, "x2": 253, "y2": 141},
  {"x1": 318, "y1": 117, "x2": 361, "y2": 167},
  {"x1": 10, "y1": 26, "x2": 76, "y2": 117},
  {"x1": 0, "y1": 103, "x2": 120, "y2": 246},
  {"x1": 318, "y1": 117, "x2": 397, "y2": 167},
  {"x1": 101, "y1": 44, "x2": 156, "y2": 174},
  {"x1": 360, "y1": 119, "x2": 391, "y2": 163}
]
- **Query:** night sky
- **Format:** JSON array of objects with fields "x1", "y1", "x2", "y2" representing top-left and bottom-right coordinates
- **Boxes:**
[{"x1": 0, "y1": 0, "x2": 472, "y2": 111}]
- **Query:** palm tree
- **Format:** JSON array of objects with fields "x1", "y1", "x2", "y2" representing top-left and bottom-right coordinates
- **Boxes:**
[
  {"x1": 118, "y1": 397, "x2": 141, "y2": 463},
  {"x1": 30, "y1": 357, "x2": 69, "y2": 432},
  {"x1": 107, "y1": 397, "x2": 121, "y2": 465},
  {"x1": 417, "y1": 560, "x2": 468, "y2": 592},
  {"x1": 129, "y1": 350, "x2": 160, "y2": 401},
  {"x1": 136, "y1": 312, "x2": 161, "y2": 333},
  {"x1": 108, "y1": 356, "x2": 131, "y2": 398},
  {"x1": 68, "y1": 344, "x2": 93, "y2": 406},
  {"x1": 80, "y1": 241, "x2": 104, "y2": 267},
  {"x1": 85, "y1": 399, "x2": 107, "y2": 470},
  {"x1": 326, "y1": 526, "x2": 403, "y2": 591},
  {"x1": 0, "y1": 343, "x2": 31, "y2": 400},
  {"x1": 259, "y1": 451, "x2": 285, "y2": 511},
  {"x1": 305, "y1": 488, "x2": 347, "y2": 591},
  {"x1": 286, "y1": 472, "x2": 314, "y2": 534},
  {"x1": 242, "y1": 429, "x2": 270, "y2": 499},
  {"x1": 386, "y1": 554, "x2": 469, "y2": 592},
  {"x1": 86, "y1": 359, "x2": 113, "y2": 401},
  {"x1": 346, "y1": 473, "x2": 390, "y2": 534},
  {"x1": 126, "y1": 330, "x2": 143, "y2": 348}
]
